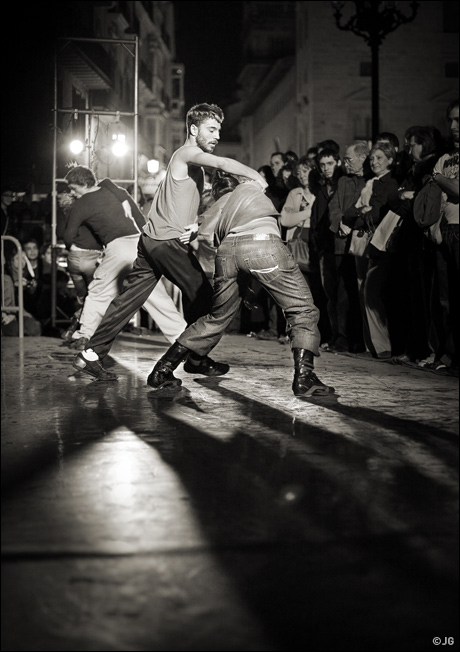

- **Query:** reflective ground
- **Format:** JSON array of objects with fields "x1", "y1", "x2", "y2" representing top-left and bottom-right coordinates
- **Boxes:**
[{"x1": 1, "y1": 333, "x2": 459, "y2": 651}]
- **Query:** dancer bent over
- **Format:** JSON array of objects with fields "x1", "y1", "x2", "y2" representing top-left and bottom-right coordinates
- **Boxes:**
[{"x1": 149, "y1": 172, "x2": 334, "y2": 397}]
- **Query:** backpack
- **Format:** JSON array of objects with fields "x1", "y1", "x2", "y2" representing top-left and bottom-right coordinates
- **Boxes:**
[{"x1": 413, "y1": 179, "x2": 443, "y2": 229}]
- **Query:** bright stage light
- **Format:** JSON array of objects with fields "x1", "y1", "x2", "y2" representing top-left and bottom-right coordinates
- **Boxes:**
[
  {"x1": 147, "y1": 159, "x2": 160, "y2": 174},
  {"x1": 112, "y1": 133, "x2": 128, "y2": 157},
  {"x1": 70, "y1": 139, "x2": 84, "y2": 155}
]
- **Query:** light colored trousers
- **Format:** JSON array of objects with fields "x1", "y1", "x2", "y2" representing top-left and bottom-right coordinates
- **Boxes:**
[
  {"x1": 73, "y1": 235, "x2": 186, "y2": 343},
  {"x1": 67, "y1": 247, "x2": 102, "y2": 303}
]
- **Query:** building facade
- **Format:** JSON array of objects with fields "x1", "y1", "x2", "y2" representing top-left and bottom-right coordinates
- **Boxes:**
[{"x1": 233, "y1": 0, "x2": 458, "y2": 168}]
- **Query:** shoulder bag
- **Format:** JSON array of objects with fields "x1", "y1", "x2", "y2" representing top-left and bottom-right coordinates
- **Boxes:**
[
  {"x1": 286, "y1": 221, "x2": 310, "y2": 272},
  {"x1": 413, "y1": 179, "x2": 442, "y2": 228},
  {"x1": 349, "y1": 229, "x2": 372, "y2": 257},
  {"x1": 349, "y1": 213, "x2": 376, "y2": 258}
]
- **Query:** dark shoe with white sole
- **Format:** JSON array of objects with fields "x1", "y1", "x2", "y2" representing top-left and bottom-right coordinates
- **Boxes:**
[
  {"x1": 73, "y1": 353, "x2": 118, "y2": 381},
  {"x1": 183, "y1": 356, "x2": 230, "y2": 376}
]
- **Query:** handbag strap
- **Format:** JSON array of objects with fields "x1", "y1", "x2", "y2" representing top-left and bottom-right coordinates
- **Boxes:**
[
  {"x1": 294, "y1": 220, "x2": 310, "y2": 240},
  {"x1": 363, "y1": 213, "x2": 376, "y2": 234},
  {"x1": 295, "y1": 191, "x2": 311, "y2": 238}
]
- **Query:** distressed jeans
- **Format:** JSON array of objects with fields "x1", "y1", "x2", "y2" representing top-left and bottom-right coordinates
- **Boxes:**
[{"x1": 178, "y1": 234, "x2": 321, "y2": 356}]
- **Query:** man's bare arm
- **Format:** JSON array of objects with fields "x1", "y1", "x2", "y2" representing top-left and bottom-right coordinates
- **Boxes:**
[{"x1": 175, "y1": 147, "x2": 267, "y2": 189}]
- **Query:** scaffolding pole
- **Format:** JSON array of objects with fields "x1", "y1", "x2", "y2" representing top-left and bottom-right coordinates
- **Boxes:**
[{"x1": 51, "y1": 35, "x2": 139, "y2": 328}]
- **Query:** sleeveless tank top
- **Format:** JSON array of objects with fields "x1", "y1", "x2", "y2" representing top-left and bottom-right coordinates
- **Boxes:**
[{"x1": 144, "y1": 148, "x2": 204, "y2": 240}]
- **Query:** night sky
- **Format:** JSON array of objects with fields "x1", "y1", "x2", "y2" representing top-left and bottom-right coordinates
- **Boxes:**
[
  {"x1": 1, "y1": 4, "x2": 56, "y2": 186},
  {"x1": 1, "y1": 2, "x2": 243, "y2": 190},
  {"x1": 173, "y1": 1, "x2": 243, "y2": 107}
]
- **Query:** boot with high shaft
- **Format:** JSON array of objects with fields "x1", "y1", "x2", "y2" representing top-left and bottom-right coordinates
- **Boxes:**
[
  {"x1": 292, "y1": 348, "x2": 335, "y2": 397},
  {"x1": 147, "y1": 342, "x2": 191, "y2": 390}
]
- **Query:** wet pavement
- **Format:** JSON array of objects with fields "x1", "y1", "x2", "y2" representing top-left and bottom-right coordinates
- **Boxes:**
[{"x1": 1, "y1": 332, "x2": 459, "y2": 651}]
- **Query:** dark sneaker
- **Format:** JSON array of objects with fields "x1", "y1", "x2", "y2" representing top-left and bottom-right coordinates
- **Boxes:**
[
  {"x1": 70, "y1": 337, "x2": 90, "y2": 351},
  {"x1": 73, "y1": 353, "x2": 118, "y2": 381},
  {"x1": 393, "y1": 354, "x2": 411, "y2": 364},
  {"x1": 183, "y1": 356, "x2": 230, "y2": 376},
  {"x1": 147, "y1": 362, "x2": 182, "y2": 390},
  {"x1": 293, "y1": 371, "x2": 335, "y2": 397},
  {"x1": 423, "y1": 360, "x2": 450, "y2": 375}
]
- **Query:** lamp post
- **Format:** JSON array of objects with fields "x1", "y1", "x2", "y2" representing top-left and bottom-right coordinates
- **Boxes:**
[{"x1": 331, "y1": 1, "x2": 419, "y2": 140}]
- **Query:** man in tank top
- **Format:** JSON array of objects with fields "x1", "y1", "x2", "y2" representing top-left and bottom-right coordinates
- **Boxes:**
[{"x1": 73, "y1": 103, "x2": 267, "y2": 381}]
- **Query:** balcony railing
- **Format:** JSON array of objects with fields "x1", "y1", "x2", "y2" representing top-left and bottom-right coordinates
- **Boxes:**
[{"x1": 59, "y1": 40, "x2": 114, "y2": 90}]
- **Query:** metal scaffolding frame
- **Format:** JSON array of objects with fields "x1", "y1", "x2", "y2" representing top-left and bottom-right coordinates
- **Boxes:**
[{"x1": 51, "y1": 35, "x2": 139, "y2": 327}]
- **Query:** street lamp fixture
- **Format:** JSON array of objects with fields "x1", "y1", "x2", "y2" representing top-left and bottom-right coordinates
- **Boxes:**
[
  {"x1": 69, "y1": 139, "x2": 84, "y2": 155},
  {"x1": 147, "y1": 159, "x2": 160, "y2": 174},
  {"x1": 112, "y1": 133, "x2": 128, "y2": 157},
  {"x1": 110, "y1": 111, "x2": 129, "y2": 157},
  {"x1": 331, "y1": 1, "x2": 419, "y2": 139}
]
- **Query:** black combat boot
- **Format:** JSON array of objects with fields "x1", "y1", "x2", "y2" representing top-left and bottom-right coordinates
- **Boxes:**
[
  {"x1": 147, "y1": 342, "x2": 191, "y2": 389},
  {"x1": 292, "y1": 348, "x2": 335, "y2": 397}
]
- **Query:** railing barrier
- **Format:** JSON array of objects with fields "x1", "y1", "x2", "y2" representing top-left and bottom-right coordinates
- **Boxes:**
[{"x1": 1, "y1": 236, "x2": 24, "y2": 338}]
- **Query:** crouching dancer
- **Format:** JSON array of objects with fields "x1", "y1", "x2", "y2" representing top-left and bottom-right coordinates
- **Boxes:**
[{"x1": 149, "y1": 172, "x2": 334, "y2": 397}]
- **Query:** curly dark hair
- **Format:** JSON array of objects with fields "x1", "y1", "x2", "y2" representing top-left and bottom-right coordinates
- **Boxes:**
[
  {"x1": 186, "y1": 103, "x2": 224, "y2": 135},
  {"x1": 211, "y1": 170, "x2": 239, "y2": 200},
  {"x1": 64, "y1": 165, "x2": 97, "y2": 187}
]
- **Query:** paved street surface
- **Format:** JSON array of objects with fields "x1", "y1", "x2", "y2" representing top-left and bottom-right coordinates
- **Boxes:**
[{"x1": 1, "y1": 332, "x2": 459, "y2": 651}]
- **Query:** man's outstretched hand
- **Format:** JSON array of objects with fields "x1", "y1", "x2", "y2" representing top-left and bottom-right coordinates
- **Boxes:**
[{"x1": 179, "y1": 223, "x2": 199, "y2": 245}]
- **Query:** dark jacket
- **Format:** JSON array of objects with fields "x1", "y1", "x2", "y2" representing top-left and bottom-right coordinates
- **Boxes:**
[
  {"x1": 389, "y1": 155, "x2": 437, "y2": 220},
  {"x1": 63, "y1": 180, "x2": 145, "y2": 250},
  {"x1": 310, "y1": 167, "x2": 344, "y2": 256},
  {"x1": 328, "y1": 174, "x2": 367, "y2": 254},
  {"x1": 342, "y1": 171, "x2": 399, "y2": 231}
]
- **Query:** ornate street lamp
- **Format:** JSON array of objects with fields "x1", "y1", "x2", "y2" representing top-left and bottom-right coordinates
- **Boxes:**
[{"x1": 331, "y1": 1, "x2": 419, "y2": 139}]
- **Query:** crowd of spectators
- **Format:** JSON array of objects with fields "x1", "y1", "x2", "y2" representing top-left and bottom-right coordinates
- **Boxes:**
[
  {"x1": 1, "y1": 234, "x2": 78, "y2": 337},
  {"x1": 245, "y1": 99, "x2": 458, "y2": 376},
  {"x1": 1, "y1": 183, "x2": 82, "y2": 336}
]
